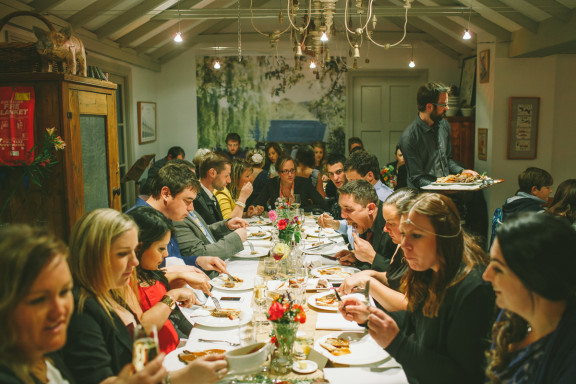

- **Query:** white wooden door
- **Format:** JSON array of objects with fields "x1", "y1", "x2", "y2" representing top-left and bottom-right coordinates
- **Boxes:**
[{"x1": 348, "y1": 70, "x2": 427, "y2": 168}]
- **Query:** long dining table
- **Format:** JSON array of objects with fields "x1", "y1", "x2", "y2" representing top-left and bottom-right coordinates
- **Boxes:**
[{"x1": 164, "y1": 214, "x2": 408, "y2": 384}]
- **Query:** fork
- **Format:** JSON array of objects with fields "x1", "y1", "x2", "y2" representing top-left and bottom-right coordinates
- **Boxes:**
[
  {"x1": 198, "y1": 338, "x2": 240, "y2": 346},
  {"x1": 210, "y1": 296, "x2": 222, "y2": 310}
]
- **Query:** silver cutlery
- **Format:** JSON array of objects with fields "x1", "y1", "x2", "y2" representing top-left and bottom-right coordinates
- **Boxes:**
[
  {"x1": 198, "y1": 338, "x2": 240, "y2": 346},
  {"x1": 247, "y1": 241, "x2": 257, "y2": 254},
  {"x1": 210, "y1": 296, "x2": 222, "y2": 310}
]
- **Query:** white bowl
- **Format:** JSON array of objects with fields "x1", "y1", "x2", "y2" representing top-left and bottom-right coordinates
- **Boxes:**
[
  {"x1": 445, "y1": 108, "x2": 459, "y2": 117},
  {"x1": 460, "y1": 108, "x2": 474, "y2": 117},
  {"x1": 226, "y1": 342, "x2": 271, "y2": 374}
]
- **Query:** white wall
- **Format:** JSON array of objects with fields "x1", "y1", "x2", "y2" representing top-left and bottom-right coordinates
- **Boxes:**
[{"x1": 475, "y1": 41, "x2": 576, "y2": 221}]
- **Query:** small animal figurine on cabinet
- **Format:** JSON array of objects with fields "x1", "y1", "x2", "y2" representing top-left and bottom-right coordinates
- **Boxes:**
[{"x1": 33, "y1": 25, "x2": 87, "y2": 77}]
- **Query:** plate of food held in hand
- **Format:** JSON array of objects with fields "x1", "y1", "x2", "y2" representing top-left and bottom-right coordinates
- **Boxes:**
[
  {"x1": 432, "y1": 173, "x2": 494, "y2": 186},
  {"x1": 315, "y1": 331, "x2": 390, "y2": 365},
  {"x1": 311, "y1": 266, "x2": 360, "y2": 281},
  {"x1": 307, "y1": 291, "x2": 340, "y2": 312},
  {"x1": 210, "y1": 274, "x2": 254, "y2": 291}
]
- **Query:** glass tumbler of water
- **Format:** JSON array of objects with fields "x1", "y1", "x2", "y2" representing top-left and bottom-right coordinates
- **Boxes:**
[{"x1": 132, "y1": 324, "x2": 159, "y2": 371}]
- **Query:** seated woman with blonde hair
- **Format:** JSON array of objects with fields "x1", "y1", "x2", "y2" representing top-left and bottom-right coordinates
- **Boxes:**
[
  {"x1": 62, "y1": 208, "x2": 227, "y2": 384},
  {"x1": 214, "y1": 159, "x2": 263, "y2": 219}
]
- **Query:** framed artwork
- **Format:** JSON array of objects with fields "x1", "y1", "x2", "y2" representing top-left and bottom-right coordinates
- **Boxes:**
[
  {"x1": 137, "y1": 101, "x2": 157, "y2": 144},
  {"x1": 508, "y1": 97, "x2": 540, "y2": 159},
  {"x1": 459, "y1": 55, "x2": 477, "y2": 107},
  {"x1": 479, "y1": 50, "x2": 490, "y2": 83},
  {"x1": 478, "y1": 128, "x2": 488, "y2": 161}
]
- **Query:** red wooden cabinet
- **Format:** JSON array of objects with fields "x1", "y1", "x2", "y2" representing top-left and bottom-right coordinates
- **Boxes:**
[{"x1": 447, "y1": 116, "x2": 475, "y2": 170}]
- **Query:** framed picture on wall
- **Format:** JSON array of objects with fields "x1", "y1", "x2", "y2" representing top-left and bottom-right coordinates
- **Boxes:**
[
  {"x1": 459, "y1": 55, "x2": 477, "y2": 107},
  {"x1": 138, "y1": 101, "x2": 156, "y2": 144},
  {"x1": 478, "y1": 128, "x2": 488, "y2": 161},
  {"x1": 479, "y1": 50, "x2": 490, "y2": 83},
  {"x1": 508, "y1": 97, "x2": 540, "y2": 159}
]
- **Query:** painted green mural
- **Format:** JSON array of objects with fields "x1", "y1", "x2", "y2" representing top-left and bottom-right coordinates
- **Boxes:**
[{"x1": 196, "y1": 56, "x2": 346, "y2": 155}]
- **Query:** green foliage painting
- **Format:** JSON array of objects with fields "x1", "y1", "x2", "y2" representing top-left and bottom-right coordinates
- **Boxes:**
[{"x1": 196, "y1": 56, "x2": 346, "y2": 155}]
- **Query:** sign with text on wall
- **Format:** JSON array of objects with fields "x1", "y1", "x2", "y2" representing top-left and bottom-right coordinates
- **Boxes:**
[{"x1": 0, "y1": 86, "x2": 35, "y2": 166}]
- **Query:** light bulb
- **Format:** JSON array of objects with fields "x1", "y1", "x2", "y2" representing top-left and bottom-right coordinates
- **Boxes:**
[
  {"x1": 463, "y1": 29, "x2": 471, "y2": 40},
  {"x1": 310, "y1": 61, "x2": 316, "y2": 69},
  {"x1": 296, "y1": 45, "x2": 303, "y2": 56},
  {"x1": 213, "y1": 60, "x2": 221, "y2": 69},
  {"x1": 409, "y1": 60, "x2": 415, "y2": 68},
  {"x1": 320, "y1": 32, "x2": 329, "y2": 42},
  {"x1": 174, "y1": 32, "x2": 183, "y2": 43}
]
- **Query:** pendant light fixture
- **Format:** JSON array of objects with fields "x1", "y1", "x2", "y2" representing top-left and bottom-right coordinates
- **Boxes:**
[
  {"x1": 408, "y1": 44, "x2": 415, "y2": 68},
  {"x1": 174, "y1": 0, "x2": 183, "y2": 43},
  {"x1": 462, "y1": 3, "x2": 472, "y2": 40}
]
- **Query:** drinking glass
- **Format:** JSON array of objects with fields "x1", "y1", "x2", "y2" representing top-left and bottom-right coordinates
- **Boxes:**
[
  {"x1": 292, "y1": 194, "x2": 301, "y2": 210},
  {"x1": 132, "y1": 324, "x2": 159, "y2": 372},
  {"x1": 254, "y1": 276, "x2": 267, "y2": 307},
  {"x1": 293, "y1": 330, "x2": 315, "y2": 360},
  {"x1": 263, "y1": 256, "x2": 278, "y2": 276}
]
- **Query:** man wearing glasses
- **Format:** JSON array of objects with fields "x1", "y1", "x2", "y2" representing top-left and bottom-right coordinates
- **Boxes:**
[{"x1": 398, "y1": 82, "x2": 478, "y2": 189}]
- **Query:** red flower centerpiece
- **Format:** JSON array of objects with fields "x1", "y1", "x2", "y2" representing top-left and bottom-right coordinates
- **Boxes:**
[
  {"x1": 267, "y1": 292, "x2": 306, "y2": 374},
  {"x1": 268, "y1": 197, "x2": 302, "y2": 244}
]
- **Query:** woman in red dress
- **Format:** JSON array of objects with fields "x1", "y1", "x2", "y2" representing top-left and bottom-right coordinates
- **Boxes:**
[{"x1": 127, "y1": 206, "x2": 211, "y2": 353}]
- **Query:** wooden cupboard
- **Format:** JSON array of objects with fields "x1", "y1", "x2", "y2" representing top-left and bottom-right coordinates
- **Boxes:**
[
  {"x1": 0, "y1": 73, "x2": 120, "y2": 240},
  {"x1": 447, "y1": 116, "x2": 475, "y2": 170}
]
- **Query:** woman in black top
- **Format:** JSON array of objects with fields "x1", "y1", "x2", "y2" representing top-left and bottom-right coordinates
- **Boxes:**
[
  {"x1": 484, "y1": 213, "x2": 576, "y2": 384},
  {"x1": 340, "y1": 193, "x2": 494, "y2": 384},
  {"x1": 338, "y1": 188, "x2": 418, "y2": 312},
  {"x1": 63, "y1": 209, "x2": 227, "y2": 384},
  {"x1": 254, "y1": 155, "x2": 325, "y2": 212}
]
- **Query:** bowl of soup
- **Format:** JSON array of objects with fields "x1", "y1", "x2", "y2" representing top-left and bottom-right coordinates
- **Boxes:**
[{"x1": 226, "y1": 342, "x2": 271, "y2": 374}]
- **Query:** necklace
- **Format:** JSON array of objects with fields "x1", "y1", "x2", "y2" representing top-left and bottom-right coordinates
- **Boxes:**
[{"x1": 30, "y1": 359, "x2": 48, "y2": 384}]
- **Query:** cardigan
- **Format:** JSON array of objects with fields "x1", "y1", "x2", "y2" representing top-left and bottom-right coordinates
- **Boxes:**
[{"x1": 385, "y1": 267, "x2": 495, "y2": 384}]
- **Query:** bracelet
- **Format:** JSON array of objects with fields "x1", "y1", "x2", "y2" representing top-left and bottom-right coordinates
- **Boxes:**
[
  {"x1": 235, "y1": 200, "x2": 246, "y2": 208},
  {"x1": 164, "y1": 372, "x2": 171, "y2": 384}
]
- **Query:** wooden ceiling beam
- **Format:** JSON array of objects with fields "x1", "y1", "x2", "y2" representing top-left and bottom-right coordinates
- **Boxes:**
[
  {"x1": 474, "y1": 0, "x2": 539, "y2": 33},
  {"x1": 67, "y1": 0, "x2": 120, "y2": 29},
  {"x1": 29, "y1": 0, "x2": 66, "y2": 13},
  {"x1": 523, "y1": 0, "x2": 572, "y2": 23},
  {"x1": 94, "y1": 0, "x2": 169, "y2": 39}
]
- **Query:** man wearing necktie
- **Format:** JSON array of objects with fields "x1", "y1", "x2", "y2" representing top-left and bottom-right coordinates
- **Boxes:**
[
  {"x1": 332, "y1": 180, "x2": 394, "y2": 272},
  {"x1": 195, "y1": 152, "x2": 229, "y2": 225}
]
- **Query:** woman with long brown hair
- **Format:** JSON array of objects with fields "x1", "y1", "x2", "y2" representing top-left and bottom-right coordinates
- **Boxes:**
[{"x1": 339, "y1": 193, "x2": 494, "y2": 384}]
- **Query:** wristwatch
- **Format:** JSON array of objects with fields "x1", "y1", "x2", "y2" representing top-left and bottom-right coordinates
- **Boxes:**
[{"x1": 160, "y1": 295, "x2": 176, "y2": 310}]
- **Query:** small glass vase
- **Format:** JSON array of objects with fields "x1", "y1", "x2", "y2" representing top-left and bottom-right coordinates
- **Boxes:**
[{"x1": 270, "y1": 322, "x2": 299, "y2": 375}]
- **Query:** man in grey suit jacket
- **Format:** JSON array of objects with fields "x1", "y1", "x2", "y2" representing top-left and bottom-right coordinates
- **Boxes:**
[{"x1": 175, "y1": 209, "x2": 248, "y2": 259}]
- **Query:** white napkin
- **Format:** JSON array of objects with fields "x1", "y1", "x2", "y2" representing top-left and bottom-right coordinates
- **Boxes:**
[
  {"x1": 324, "y1": 367, "x2": 408, "y2": 384},
  {"x1": 316, "y1": 312, "x2": 364, "y2": 331}
]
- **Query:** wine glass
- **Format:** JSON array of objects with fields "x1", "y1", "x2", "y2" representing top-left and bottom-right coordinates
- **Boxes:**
[
  {"x1": 132, "y1": 324, "x2": 159, "y2": 372},
  {"x1": 292, "y1": 194, "x2": 301, "y2": 210}
]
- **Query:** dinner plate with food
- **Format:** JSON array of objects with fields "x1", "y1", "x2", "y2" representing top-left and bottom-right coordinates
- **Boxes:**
[
  {"x1": 233, "y1": 247, "x2": 269, "y2": 258},
  {"x1": 432, "y1": 173, "x2": 493, "y2": 186},
  {"x1": 303, "y1": 239, "x2": 336, "y2": 255},
  {"x1": 304, "y1": 227, "x2": 341, "y2": 238},
  {"x1": 314, "y1": 331, "x2": 390, "y2": 365},
  {"x1": 164, "y1": 346, "x2": 229, "y2": 370},
  {"x1": 185, "y1": 306, "x2": 253, "y2": 328},
  {"x1": 210, "y1": 274, "x2": 254, "y2": 291},
  {"x1": 245, "y1": 217, "x2": 272, "y2": 226},
  {"x1": 311, "y1": 266, "x2": 360, "y2": 281},
  {"x1": 247, "y1": 229, "x2": 272, "y2": 240},
  {"x1": 307, "y1": 291, "x2": 340, "y2": 312},
  {"x1": 267, "y1": 278, "x2": 331, "y2": 292}
]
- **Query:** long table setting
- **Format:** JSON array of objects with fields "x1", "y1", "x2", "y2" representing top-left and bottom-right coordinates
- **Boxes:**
[{"x1": 164, "y1": 212, "x2": 408, "y2": 384}]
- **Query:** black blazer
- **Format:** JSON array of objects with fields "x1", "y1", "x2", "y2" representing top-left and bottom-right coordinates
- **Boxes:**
[
  {"x1": 253, "y1": 176, "x2": 325, "y2": 212},
  {"x1": 62, "y1": 294, "x2": 133, "y2": 384},
  {"x1": 194, "y1": 187, "x2": 224, "y2": 225}
]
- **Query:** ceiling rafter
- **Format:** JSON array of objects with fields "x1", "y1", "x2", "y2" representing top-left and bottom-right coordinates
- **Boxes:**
[
  {"x1": 29, "y1": 0, "x2": 66, "y2": 13},
  {"x1": 94, "y1": 0, "x2": 173, "y2": 39},
  {"x1": 67, "y1": 0, "x2": 121, "y2": 29},
  {"x1": 473, "y1": 0, "x2": 538, "y2": 33},
  {"x1": 522, "y1": 0, "x2": 572, "y2": 23}
]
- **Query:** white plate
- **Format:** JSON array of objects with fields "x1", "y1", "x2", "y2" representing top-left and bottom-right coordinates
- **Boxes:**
[
  {"x1": 234, "y1": 247, "x2": 269, "y2": 258},
  {"x1": 314, "y1": 331, "x2": 390, "y2": 365},
  {"x1": 165, "y1": 346, "x2": 231, "y2": 370},
  {"x1": 292, "y1": 360, "x2": 318, "y2": 374},
  {"x1": 304, "y1": 227, "x2": 341, "y2": 238},
  {"x1": 210, "y1": 274, "x2": 254, "y2": 291},
  {"x1": 186, "y1": 307, "x2": 253, "y2": 328},
  {"x1": 307, "y1": 291, "x2": 339, "y2": 312},
  {"x1": 311, "y1": 266, "x2": 360, "y2": 281},
  {"x1": 246, "y1": 217, "x2": 272, "y2": 226},
  {"x1": 267, "y1": 278, "x2": 332, "y2": 292},
  {"x1": 303, "y1": 240, "x2": 336, "y2": 255},
  {"x1": 247, "y1": 229, "x2": 271, "y2": 240}
]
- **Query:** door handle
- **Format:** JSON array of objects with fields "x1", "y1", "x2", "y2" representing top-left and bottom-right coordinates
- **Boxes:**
[{"x1": 113, "y1": 187, "x2": 121, "y2": 196}]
